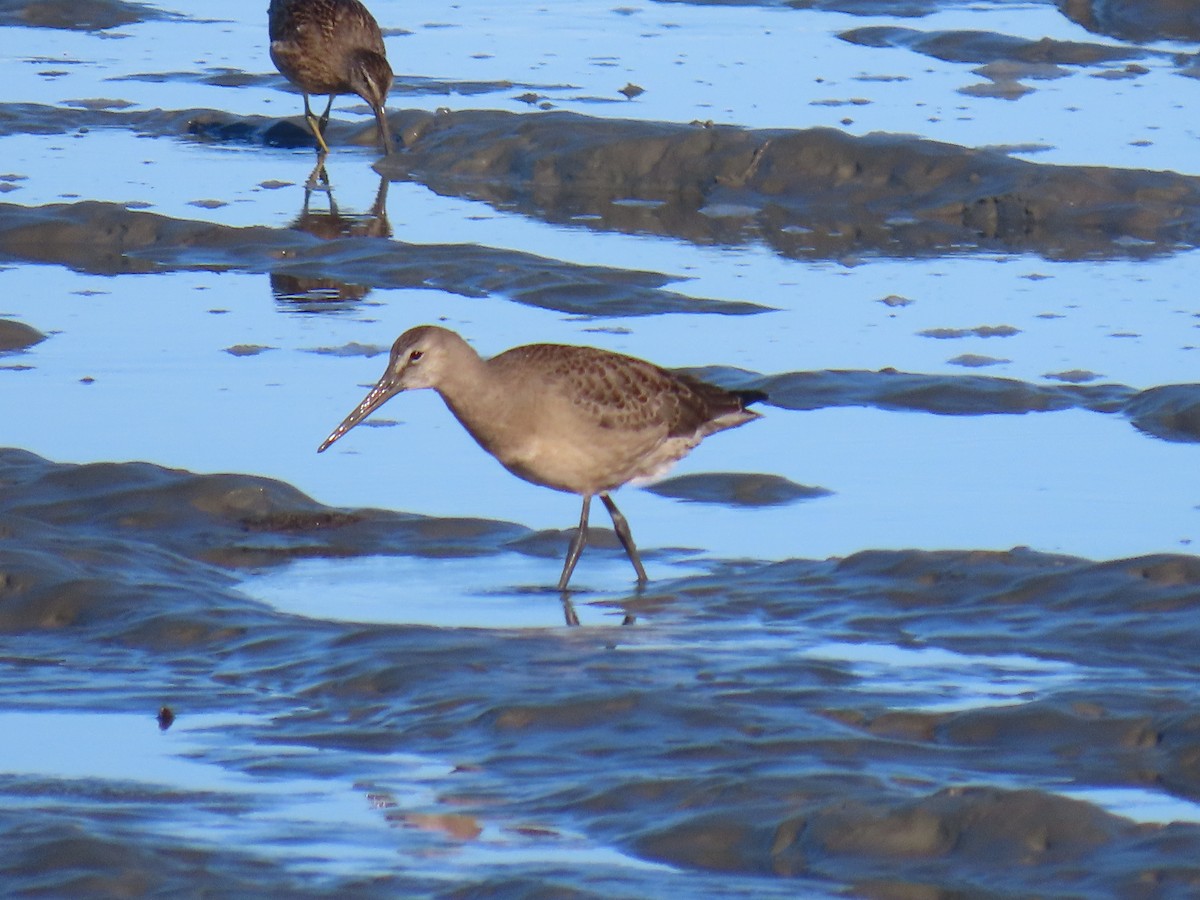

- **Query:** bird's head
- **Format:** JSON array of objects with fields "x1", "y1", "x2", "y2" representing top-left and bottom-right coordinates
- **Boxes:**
[
  {"x1": 348, "y1": 50, "x2": 395, "y2": 154},
  {"x1": 317, "y1": 326, "x2": 463, "y2": 452}
]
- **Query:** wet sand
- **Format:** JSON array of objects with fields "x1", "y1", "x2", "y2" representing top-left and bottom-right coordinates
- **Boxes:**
[{"x1": 2, "y1": 0, "x2": 1200, "y2": 895}]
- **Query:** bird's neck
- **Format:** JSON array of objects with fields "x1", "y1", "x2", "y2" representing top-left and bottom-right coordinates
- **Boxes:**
[{"x1": 432, "y1": 348, "x2": 511, "y2": 447}]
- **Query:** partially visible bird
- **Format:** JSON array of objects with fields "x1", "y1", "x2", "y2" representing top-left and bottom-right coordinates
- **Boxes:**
[
  {"x1": 317, "y1": 326, "x2": 766, "y2": 591},
  {"x1": 268, "y1": 0, "x2": 394, "y2": 155}
]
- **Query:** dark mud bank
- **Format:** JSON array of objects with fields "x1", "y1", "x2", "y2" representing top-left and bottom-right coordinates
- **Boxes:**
[
  {"x1": 733, "y1": 366, "x2": 1200, "y2": 444},
  {"x1": 0, "y1": 0, "x2": 169, "y2": 31},
  {"x1": 4, "y1": 448, "x2": 1200, "y2": 895},
  {"x1": 0, "y1": 198, "x2": 764, "y2": 317},
  {"x1": 379, "y1": 107, "x2": 1200, "y2": 261},
  {"x1": 673, "y1": 0, "x2": 1200, "y2": 44}
]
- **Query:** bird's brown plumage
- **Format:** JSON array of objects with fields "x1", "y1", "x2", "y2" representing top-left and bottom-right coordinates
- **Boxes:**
[{"x1": 268, "y1": 0, "x2": 394, "y2": 154}]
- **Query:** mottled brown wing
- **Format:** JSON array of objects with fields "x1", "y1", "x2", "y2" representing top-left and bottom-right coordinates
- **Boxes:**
[{"x1": 506, "y1": 344, "x2": 746, "y2": 437}]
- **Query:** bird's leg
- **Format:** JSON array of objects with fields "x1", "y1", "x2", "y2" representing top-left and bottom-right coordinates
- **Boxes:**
[
  {"x1": 600, "y1": 493, "x2": 648, "y2": 585},
  {"x1": 558, "y1": 494, "x2": 592, "y2": 592},
  {"x1": 302, "y1": 94, "x2": 332, "y2": 155},
  {"x1": 317, "y1": 95, "x2": 334, "y2": 133}
]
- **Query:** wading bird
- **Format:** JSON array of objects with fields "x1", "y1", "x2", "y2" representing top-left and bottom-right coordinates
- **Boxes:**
[
  {"x1": 318, "y1": 326, "x2": 765, "y2": 591},
  {"x1": 268, "y1": 0, "x2": 394, "y2": 155}
]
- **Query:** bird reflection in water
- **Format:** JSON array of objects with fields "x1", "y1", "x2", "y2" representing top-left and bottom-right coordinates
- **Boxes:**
[
  {"x1": 270, "y1": 169, "x2": 391, "y2": 310},
  {"x1": 558, "y1": 599, "x2": 637, "y2": 628}
]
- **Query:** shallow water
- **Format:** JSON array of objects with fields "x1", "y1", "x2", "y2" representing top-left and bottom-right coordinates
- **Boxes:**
[{"x1": 2, "y1": 0, "x2": 1200, "y2": 895}]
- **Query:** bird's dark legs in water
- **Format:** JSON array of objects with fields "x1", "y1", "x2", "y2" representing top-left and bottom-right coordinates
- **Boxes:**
[
  {"x1": 558, "y1": 495, "x2": 592, "y2": 592},
  {"x1": 558, "y1": 499, "x2": 587, "y2": 625},
  {"x1": 600, "y1": 492, "x2": 648, "y2": 585},
  {"x1": 557, "y1": 493, "x2": 649, "y2": 592}
]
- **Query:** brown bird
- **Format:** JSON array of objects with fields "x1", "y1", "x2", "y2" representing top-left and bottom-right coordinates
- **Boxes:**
[
  {"x1": 268, "y1": 0, "x2": 394, "y2": 155},
  {"x1": 318, "y1": 326, "x2": 765, "y2": 590}
]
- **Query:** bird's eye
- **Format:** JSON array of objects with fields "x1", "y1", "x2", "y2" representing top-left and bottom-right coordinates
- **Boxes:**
[{"x1": 409, "y1": 350, "x2": 424, "y2": 364}]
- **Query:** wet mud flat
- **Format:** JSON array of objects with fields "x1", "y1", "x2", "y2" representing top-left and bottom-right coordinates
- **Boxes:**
[
  {"x1": 4, "y1": 448, "x2": 1200, "y2": 897},
  {"x1": 373, "y1": 107, "x2": 1200, "y2": 262}
]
